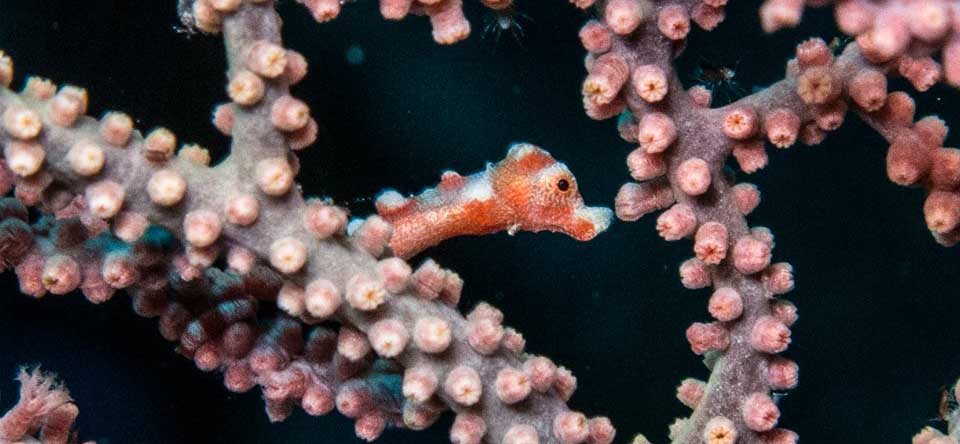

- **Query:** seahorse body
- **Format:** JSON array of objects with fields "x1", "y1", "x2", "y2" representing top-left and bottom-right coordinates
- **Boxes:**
[{"x1": 376, "y1": 143, "x2": 612, "y2": 258}]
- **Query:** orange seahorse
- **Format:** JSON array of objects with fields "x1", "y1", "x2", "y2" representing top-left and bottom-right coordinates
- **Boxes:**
[{"x1": 375, "y1": 143, "x2": 613, "y2": 259}]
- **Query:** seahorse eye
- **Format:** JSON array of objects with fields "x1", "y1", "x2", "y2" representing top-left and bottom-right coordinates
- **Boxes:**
[{"x1": 556, "y1": 178, "x2": 570, "y2": 192}]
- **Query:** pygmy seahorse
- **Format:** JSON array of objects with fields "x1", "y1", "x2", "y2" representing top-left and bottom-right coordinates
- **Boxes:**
[{"x1": 376, "y1": 143, "x2": 613, "y2": 258}]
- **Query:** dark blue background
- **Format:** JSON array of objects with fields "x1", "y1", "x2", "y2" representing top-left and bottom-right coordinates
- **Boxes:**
[{"x1": 0, "y1": 1, "x2": 958, "y2": 443}]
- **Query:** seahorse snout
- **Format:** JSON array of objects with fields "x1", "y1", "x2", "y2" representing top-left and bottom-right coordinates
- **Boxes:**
[{"x1": 565, "y1": 205, "x2": 613, "y2": 241}]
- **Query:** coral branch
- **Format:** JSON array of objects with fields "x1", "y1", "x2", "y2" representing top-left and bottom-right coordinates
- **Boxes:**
[
  {"x1": 0, "y1": 1, "x2": 615, "y2": 443},
  {"x1": 578, "y1": 3, "x2": 800, "y2": 441},
  {"x1": 579, "y1": 0, "x2": 960, "y2": 439}
]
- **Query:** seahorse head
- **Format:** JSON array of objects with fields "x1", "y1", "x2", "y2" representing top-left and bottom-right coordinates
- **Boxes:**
[{"x1": 493, "y1": 143, "x2": 612, "y2": 241}]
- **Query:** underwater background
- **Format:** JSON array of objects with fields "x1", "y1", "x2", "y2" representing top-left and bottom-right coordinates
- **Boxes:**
[{"x1": 1, "y1": 0, "x2": 959, "y2": 443}]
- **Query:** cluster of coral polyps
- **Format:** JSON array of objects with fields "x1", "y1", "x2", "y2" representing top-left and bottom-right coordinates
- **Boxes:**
[
  {"x1": 0, "y1": 1, "x2": 618, "y2": 444},
  {"x1": 0, "y1": 367, "x2": 93, "y2": 444},
  {"x1": 764, "y1": 0, "x2": 960, "y2": 241},
  {"x1": 188, "y1": 0, "x2": 513, "y2": 45},
  {"x1": 572, "y1": 0, "x2": 960, "y2": 442}
]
